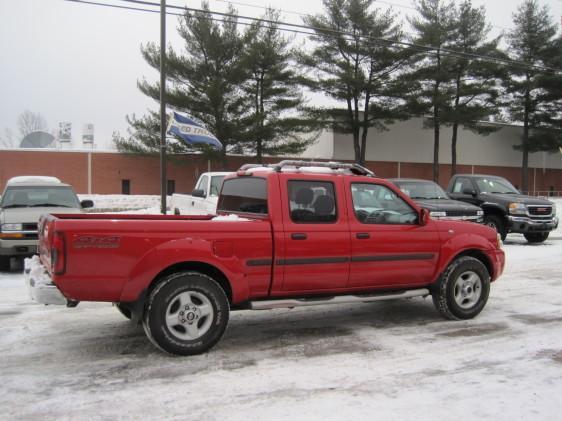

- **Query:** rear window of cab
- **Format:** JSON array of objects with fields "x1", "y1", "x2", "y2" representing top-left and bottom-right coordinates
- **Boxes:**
[{"x1": 217, "y1": 177, "x2": 268, "y2": 214}]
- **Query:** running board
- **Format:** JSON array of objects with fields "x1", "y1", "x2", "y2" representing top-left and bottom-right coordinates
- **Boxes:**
[{"x1": 249, "y1": 288, "x2": 430, "y2": 310}]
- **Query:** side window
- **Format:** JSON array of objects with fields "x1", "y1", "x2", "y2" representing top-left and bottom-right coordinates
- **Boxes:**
[
  {"x1": 288, "y1": 180, "x2": 337, "y2": 223},
  {"x1": 453, "y1": 177, "x2": 471, "y2": 193},
  {"x1": 196, "y1": 175, "x2": 209, "y2": 196},
  {"x1": 351, "y1": 183, "x2": 418, "y2": 225},
  {"x1": 209, "y1": 176, "x2": 225, "y2": 197},
  {"x1": 217, "y1": 177, "x2": 267, "y2": 214}
]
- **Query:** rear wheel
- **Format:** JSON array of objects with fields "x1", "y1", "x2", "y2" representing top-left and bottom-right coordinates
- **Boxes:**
[
  {"x1": 143, "y1": 272, "x2": 229, "y2": 356},
  {"x1": 432, "y1": 256, "x2": 491, "y2": 320},
  {"x1": 524, "y1": 232, "x2": 549, "y2": 243},
  {"x1": 483, "y1": 214, "x2": 507, "y2": 241}
]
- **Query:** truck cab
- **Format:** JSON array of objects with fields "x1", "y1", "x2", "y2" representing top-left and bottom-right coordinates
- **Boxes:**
[{"x1": 170, "y1": 171, "x2": 231, "y2": 214}]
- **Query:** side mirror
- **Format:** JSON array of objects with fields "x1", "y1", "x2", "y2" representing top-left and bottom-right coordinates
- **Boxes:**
[
  {"x1": 462, "y1": 188, "x2": 476, "y2": 196},
  {"x1": 192, "y1": 189, "x2": 206, "y2": 198},
  {"x1": 80, "y1": 200, "x2": 94, "y2": 209},
  {"x1": 420, "y1": 208, "x2": 430, "y2": 226}
]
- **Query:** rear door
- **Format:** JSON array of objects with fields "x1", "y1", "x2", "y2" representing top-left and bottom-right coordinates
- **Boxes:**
[
  {"x1": 347, "y1": 180, "x2": 440, "y2": 288},
  {"x1": 278, "y1": 174, "x2": 350, "y2": 292}
]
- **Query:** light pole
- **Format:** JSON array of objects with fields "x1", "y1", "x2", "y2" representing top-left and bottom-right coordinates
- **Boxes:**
[{"x1": 160, "y1": 0, "x2": 167, "y2": 215}]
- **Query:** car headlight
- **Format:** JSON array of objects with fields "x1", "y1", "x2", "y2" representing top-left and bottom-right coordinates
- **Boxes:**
[
  {"x1": 1, "y1": 223, "x2": 23, "y2": 232},
  {"x1": 430, "y1": 211, "x2": 447, "y2": 218},
  {"x1": 508, "y1": 202, "x2": 526, "y2": 215},
  {"x1": 477, "y1": 210, "x2": 484, "y2": 216}
]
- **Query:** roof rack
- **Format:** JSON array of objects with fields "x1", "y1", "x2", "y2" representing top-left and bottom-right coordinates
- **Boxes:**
[
  {"x1": 238, "y1": 160, "x2": 375, "y2": 176},
  {"x1": 275, "y1": 160, "x2": 375, "y2": 176}
]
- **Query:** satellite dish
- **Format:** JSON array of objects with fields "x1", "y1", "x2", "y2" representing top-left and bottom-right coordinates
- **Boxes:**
[{"x1": 20, "y1": 131, "x2": 55, "y2": 148}]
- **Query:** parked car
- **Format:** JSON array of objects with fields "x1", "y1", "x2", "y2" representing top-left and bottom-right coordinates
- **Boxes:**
[
  {"x1": 0, "y1": 176, "x2": 92, "y2": 270},
  {"x1": 27, "y1": 161, "x2": 504, "y2": 355},
  {"x1": 170, "y1": 172, "x2": 231, "y2": 214},
  {"x1": 389, "y1": 178, "x2": 483, "y2": 223},
  {"x1": 447, "y1": 174, "x2": 559, "y2": 243}
]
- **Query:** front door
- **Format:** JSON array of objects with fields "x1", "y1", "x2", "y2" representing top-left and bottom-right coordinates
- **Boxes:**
[{"x1": 347, "y1": 181, "x2": 440, "y2": 288}]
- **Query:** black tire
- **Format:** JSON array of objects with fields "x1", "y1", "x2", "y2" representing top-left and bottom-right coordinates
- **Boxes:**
[
  {"x1": 114, "y1": 302, "x2": 132, "y2": 320},
  {"x1": 432, "y1": 256, "x2": 491, "y2": 320},
  {"x1": 483, "y1": 214, "x2": 507, "y2": 241},
  {"x1": 524, "y1": 232, "x2": 549, "y2": 243},
  {"x1": 143, "y1": 271, "x2": 229, "y2": 356},
  {"x1": 0, "y1": 256, "x2": 11, "y2": 272}
]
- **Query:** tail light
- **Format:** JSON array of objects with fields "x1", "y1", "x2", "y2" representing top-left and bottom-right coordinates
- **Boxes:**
[{"x1": 51, "y1": 231, "x2": 66, "y2": 275}]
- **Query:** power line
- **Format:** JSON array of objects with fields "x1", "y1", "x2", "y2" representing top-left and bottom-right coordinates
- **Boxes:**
[
  {"x1": 118, "y1": 0, "x2": 562, "y2": 73},
  {"x1": 63, "y1": 0, "x2": 561, "y2": 73}
]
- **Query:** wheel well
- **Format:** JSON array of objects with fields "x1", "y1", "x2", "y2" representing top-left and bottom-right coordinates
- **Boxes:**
[
  {"x1": 149, "y1": 261, "x2": 233, "y2": 303},
  {"x1": 481, "y1": 205, "x2": 505, "y2": 219},
  {"x1": 454, "y1": 249, "x2": 493, "y2": 277}
]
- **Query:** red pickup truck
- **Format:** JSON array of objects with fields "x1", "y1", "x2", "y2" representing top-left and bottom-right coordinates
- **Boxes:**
[{"x1": 27, "y1": 161, "x2": 505, "y2": 355}]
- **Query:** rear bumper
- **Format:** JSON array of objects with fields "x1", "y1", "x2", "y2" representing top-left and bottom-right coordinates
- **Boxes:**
[
  {"x1": 24, "y1": 256, "x2": 67, "y2": 305},
  {"x1": 507, "y1": 216, "x2": 558, "y2": 233}
]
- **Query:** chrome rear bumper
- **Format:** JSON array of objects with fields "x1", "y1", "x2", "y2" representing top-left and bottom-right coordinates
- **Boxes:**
[{"x1": 24, "y1": 256, "x2": 67, "y2": 305}]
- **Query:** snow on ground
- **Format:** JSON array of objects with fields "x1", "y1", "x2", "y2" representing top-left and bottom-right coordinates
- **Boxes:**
[{"x1": 0, "y1": 197, "x2": 560, "y2": 420}]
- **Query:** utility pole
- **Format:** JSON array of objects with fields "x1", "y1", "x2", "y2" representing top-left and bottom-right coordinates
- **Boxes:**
[{"x1": 160, "y1": 0, "x2": 167, "y2": 215}]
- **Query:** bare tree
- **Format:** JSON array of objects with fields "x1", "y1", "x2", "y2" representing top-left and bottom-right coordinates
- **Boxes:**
[
  {"x1": 0, "y1": 128, "x2": 15, "y2": 148},
  {"x1": 17, "y1": 110, "x2": 47, "y2": 139}
]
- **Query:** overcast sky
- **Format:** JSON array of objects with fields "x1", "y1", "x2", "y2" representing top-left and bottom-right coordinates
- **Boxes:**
[{"x1": 1, "y1": 0, "x2": 561, "y2": 149}]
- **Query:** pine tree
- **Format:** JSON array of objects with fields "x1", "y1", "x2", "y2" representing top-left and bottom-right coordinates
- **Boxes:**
[
  {"x1": 114, "y1": 3, "x2": 247, "y2": 161},
  {"x1": 407, "y1": 0, "x2": 457, "y2": 182},
  {"x1": 505, "y1": 0, "x2": 557, "y2": 192},
  {"x1": 236, "y1": 10, "x2": 316, "y2": 163},
  {"x1": 443, "y1": 0, "x2": 505, "y2": 175},
  {"x1": 301, "y1": 0, "x2": 408, "y2": 165},
  {"x1": 528, "y1": 36, "x2": 562, "y2": 154}
]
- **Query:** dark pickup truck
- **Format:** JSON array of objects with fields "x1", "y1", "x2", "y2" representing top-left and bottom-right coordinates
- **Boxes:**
[
  {"x1": 447, "y1": 174, "x2": 559, "y2": 243},
  {"x1": 389, "y1": 178, "x2": 483, "y2": 223}
]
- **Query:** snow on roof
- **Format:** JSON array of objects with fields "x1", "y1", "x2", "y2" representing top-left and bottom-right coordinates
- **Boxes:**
[{"x1": 7, "y1": 176, "x2": 62, "y2": 185}]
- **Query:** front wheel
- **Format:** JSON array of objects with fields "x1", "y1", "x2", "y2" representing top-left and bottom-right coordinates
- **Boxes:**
[
  {"x1": 143, "y1": 272, "x2": 229, "y2": 356},
  {"x1": 524, "y1": 232, "x2": 549, "y2": 243},
  {"x1": 432, "y1": 256, "x2": 491, "y2": 320}
]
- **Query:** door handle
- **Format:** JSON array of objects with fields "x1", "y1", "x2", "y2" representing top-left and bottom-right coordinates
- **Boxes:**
[
  {"x1": 291, "y1": 233, "x2": 307, "y2": 240},
  {"x1": 356, "y1": 232, "x2": 370, "y2": 239}
]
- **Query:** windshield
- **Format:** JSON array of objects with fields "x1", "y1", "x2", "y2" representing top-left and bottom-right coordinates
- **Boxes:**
[
  {"x1": 394, "y1": 181, "x2": 448, "y2": 200},
  {"x1": 474, "y1": 177, "x2": 519, "y2": 194},
  {"x1": 0, "y1": 186, "x2": 80, "y2": 208}
]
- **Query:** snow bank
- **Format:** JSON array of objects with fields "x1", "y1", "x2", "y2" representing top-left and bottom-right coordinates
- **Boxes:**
[
  {"x1": 23, "y1": 255, "x2": 51, "y2": 287},
  {"x1": 78, "y1": 194, "x2": 166, "y2": 213},
  {"x1": 212, "y1": 214, "x2": 251, "y2": 221}
]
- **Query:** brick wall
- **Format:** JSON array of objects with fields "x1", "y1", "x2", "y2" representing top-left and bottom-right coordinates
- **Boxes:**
[{"x1": 1, "y1": 149, "x2": 561, "y2": 195}]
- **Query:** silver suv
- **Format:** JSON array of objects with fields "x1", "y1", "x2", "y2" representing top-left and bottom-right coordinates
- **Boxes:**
[{"x1": 0, "y1": 176, "x2": 93, "y2": 270}]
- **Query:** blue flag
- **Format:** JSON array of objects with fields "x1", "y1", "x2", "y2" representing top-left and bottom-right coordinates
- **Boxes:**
[{"x1": 167, "y1": 112, "x2": 223, "y2": 150}]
